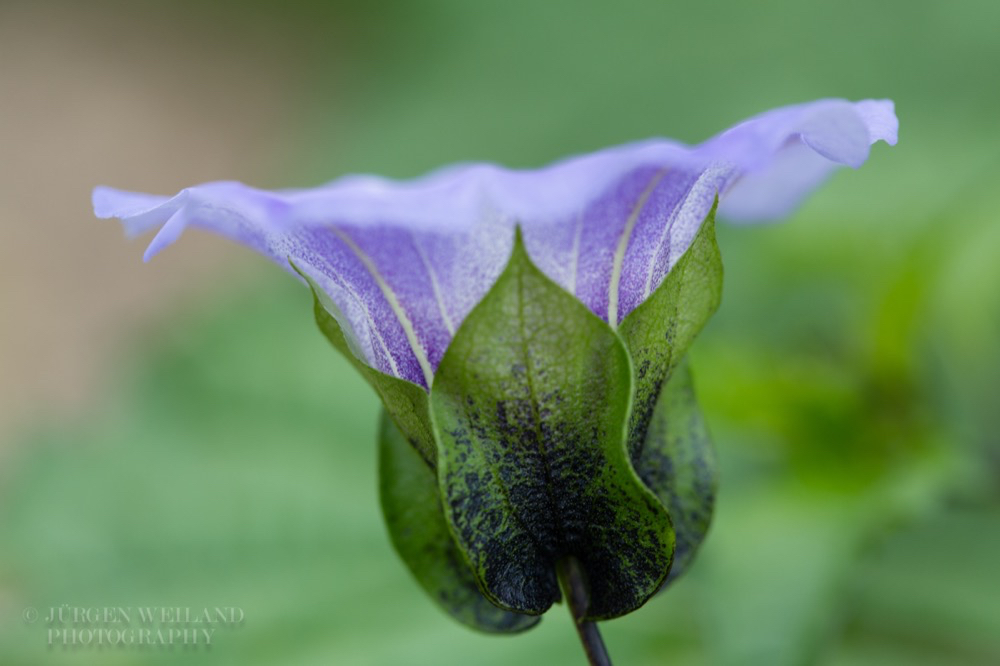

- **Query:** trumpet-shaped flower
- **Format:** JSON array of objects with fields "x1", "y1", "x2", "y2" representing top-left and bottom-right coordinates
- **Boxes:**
[{"x1": 94, "y1": 99, "x2": 897, "y2": 637}]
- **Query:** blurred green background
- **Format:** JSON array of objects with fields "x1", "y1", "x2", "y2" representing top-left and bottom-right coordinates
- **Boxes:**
[{"x1": 2, "y1": 1, "x2": 998, "y2": 664}]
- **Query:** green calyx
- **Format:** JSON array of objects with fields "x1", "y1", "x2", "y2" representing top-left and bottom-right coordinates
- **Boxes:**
[
  {"x1": 430, "y1": 228, "x2": 674, "y2": 621},
  {"x1": 311, "y1": 208, "x2": 722, "y2": 632}
]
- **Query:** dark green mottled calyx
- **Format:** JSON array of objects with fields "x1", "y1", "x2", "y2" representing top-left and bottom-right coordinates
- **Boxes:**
[
  {"x1": 430, "y1": 229, "x2": 675, "y2": 621},
  {"x1": 378, "y1": 409, "x2": 540, "y2": 633}
]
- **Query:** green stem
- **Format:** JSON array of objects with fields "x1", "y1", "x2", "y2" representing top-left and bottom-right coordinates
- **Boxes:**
[{"x1": 557, "y1": 557, "x2": 613, "y2": 666}]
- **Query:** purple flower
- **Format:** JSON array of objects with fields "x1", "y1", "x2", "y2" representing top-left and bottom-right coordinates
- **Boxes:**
[{"x1": 94, "y1": 99, "x2": 896, "y2": 389}]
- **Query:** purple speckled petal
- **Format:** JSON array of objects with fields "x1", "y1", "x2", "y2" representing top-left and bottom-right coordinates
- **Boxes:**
[{"x1": 94, "y1": 98, "x2": 896, "y2": 388}]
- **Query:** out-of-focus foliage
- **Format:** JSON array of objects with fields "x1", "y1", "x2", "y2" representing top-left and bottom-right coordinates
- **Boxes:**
[{"x1": 2, "y1": 0, "x2": 998, "y2": 664}]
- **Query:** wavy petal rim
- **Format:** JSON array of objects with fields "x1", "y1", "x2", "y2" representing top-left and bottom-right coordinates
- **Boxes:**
[{"x1": 94, "y1": 98, "x2": 897, "y2": 387}]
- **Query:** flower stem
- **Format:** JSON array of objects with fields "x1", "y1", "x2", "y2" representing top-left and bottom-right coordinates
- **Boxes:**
[{"x1": 557, "y1": 557, "x2": 613, "y2": 666}]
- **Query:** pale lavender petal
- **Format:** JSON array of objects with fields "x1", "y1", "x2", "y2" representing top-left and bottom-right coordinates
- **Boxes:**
[
  {"x1": 718, "y1": 99, "x2": 898, "y2": 221},
  {"x1": 95, "y1": 98, "x2": 896, "y2": 387},
  {"x1": 854, "y1": 99, "x2": 899, "y2": 145},
  {"x1": 92, "y1": 187, "x2": 175, "y2": 237}
]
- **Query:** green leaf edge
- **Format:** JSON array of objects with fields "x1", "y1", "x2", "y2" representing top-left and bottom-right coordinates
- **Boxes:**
[
  {"x1": 292, "y1": 262, "x2": 437, "y2": 468},
  {"x1": 637, "y1": 359, "x2": 717, "y2": 589}
]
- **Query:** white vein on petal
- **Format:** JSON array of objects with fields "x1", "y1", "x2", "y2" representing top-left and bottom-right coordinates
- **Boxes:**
[
  {"x1": 642, "y1": 167, "x2": 722, "y2": 300},
  {"x1": 282, "y1": 245, "x2": 402, "y2": 379},
  {"x1": 666, "y1": 164, "x2": 731, "y2": 267},
  {"x1": 567, "y1": 212, "x2": 584, "y2": 297},
  {"x1": 323, "y1": 264, "x2": 402, "y2": 379},
  {"x1": 331, "y1": 228, "x2": 435, "y2": 387},
  {"x1": 410, "y1": 231, "x2": 456, "y2": 336},
  {"x1": 608, "y1": 169, "x2": 667, "y2": 327}
]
